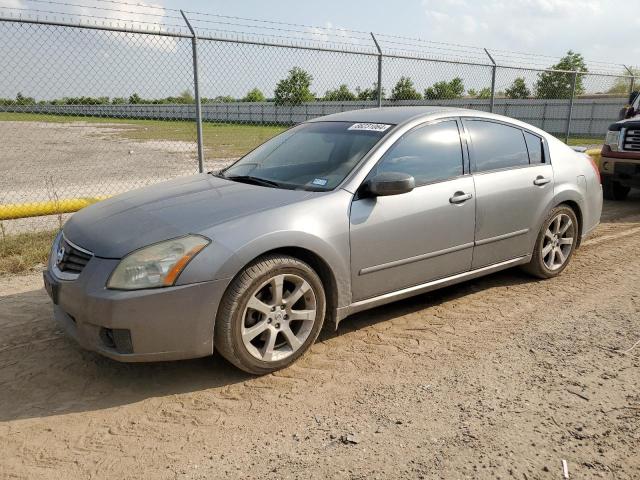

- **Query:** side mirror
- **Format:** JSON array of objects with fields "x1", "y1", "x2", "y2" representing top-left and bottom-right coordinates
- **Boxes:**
[{"x1": 362, "y1": 171, "x2": 415, "y2": 197}]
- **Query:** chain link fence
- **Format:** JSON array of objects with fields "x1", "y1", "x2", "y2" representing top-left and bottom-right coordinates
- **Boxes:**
[{"x1": 0, "y1": 14, "x2": 636, "y2": 234}]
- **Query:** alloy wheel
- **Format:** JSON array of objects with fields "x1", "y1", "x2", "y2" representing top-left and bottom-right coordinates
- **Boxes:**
[
  {"x1": 542, "y1": 213, "x2": 574, "y2": 271},
  {"x1": 241, "y1": 273, "x2": 317, "y2": 362}
]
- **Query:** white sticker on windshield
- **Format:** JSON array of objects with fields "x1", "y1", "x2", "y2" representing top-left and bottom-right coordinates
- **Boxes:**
[
  {"x1": 348, "y1": 123, "x2": 392, "y2": 132},
  {"x1": 311, "y1": 178, "x2": 328, "y2": 186}
]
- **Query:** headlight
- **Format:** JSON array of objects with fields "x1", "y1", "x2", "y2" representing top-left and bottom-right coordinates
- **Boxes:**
[
  {"x1": 107, "y1": 235, "x2": 210, "y2": 290},
  {"x1": 604, "y1": 130, "x2": 620, "y2": 151}
]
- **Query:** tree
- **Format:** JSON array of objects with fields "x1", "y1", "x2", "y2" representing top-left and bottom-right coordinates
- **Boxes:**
[
  {"x1": 274, "y1": 67, "x2": 315, "y2": 106},
  {"x1": 15, "y1": 92, "x2": 35, "y2": 105},
  {"x1": 355, "y1": 83, "x2": 385, "y2": 101},
  {"x1": 535, "y1": 50, "x2": 588, "y2": 99},
  {"x1": 390, "y1": 76, "x2": 421, "y2": 101},
  {"x1": 211, "y1": 95, "x2": 235, "y2": 103},
  {"x1": 424, "y1": 77, "x2": 464, "y2": 100},
  {"x1": 323, "y1": 84, "x2": 356, "y2": 101},
  {"x1": 177, "y1": 89, "x2": 194, "y2": 104},
  {"x1": 128, "y1": 93, "x2": 143, "y2": 104},
  {"x1": 607, "y1": 67, "x2": 639, "y2": 95},
  {"x1": 504, "y1": 77, "x2": 531, "y2": 99},
  {"x1": 467, "y1": 87, "x2": 492, "y2": 99},
  {"x1": 242, "y1": 88, "x2": 266, "y2": 102}
]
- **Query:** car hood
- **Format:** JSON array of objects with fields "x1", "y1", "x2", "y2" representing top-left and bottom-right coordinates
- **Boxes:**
[{"x1": 63, "y1": 174, "x2": 312, "y2": 258}]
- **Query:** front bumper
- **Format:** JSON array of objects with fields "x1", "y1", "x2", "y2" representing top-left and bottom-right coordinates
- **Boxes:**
[
  {"x1": 44, "y1": 255, "x2": 230, "y2": 362},
  {"x1": 600, "y1": 148, "x2": 640, "y2": 189}
]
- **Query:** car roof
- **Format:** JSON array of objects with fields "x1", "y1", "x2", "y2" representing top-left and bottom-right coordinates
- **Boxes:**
[
  {"x1": 306, "y1": 106, "x2": 457, "y2": 125},
  {"x1": 306, "y1": 106, "x2": 551, "y2": 138}
]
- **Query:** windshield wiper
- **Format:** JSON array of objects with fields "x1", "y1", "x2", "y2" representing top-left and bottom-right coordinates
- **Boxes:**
[{"x1": 223, "y1": 175, "x2": 281, "y2": 188}]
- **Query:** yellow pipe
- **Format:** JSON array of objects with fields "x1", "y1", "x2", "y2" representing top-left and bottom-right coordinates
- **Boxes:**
[
  {"x1": 586, "y1": 148, "x2": 602, "y2": 168},
  {"x1": 0, "y1": 197, "x2": 107, "y2": 221},
  {"x1": 0, "y1": 148, "x2": 605, "y2": 222}
]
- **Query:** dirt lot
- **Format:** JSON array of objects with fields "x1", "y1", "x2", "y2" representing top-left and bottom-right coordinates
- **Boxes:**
[
  {"x1": 1, "y1": 197, "x2": 639, "y2": 480},
  {"x1": 0, "y1": 120, "x2": 235, "y2": 233}
]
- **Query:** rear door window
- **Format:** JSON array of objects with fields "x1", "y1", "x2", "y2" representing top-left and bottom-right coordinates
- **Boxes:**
[
  {"x1": 524, "y1": 131, "x2": 545, "y2": 164},
  {"x1": 467, "y1": 120, "x2": 529, "y2": 172}
]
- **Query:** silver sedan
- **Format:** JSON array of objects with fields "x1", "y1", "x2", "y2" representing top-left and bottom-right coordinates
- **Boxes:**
[{"x1": 44, "y1": 107, "x2": 603, "y2": 374}]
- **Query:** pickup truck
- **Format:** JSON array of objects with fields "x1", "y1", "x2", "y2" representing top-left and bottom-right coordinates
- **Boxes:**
[{"x1": 600, "y1": 91, "x2": 640, "y2": 200}]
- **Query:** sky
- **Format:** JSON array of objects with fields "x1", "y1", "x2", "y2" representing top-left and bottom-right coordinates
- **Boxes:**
[
  {"x1": 158, "y1": 0, "x2": 638, "y2": 68},
  {"x1": 0, "y1": 0, "x2": 637, "y2": 99}
]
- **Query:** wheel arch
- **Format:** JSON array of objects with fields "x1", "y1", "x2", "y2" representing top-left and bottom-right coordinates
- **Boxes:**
[
  {"x1": 260, "y1": 246, "x2": 339, "y2": 328},
  {"x1": 551, "y1": 187, "x2": 585, "y2": 248},
  {"x1": 555, "y1": 199, "x2": 583, "y2": 248},
  {"x1": 215, "y1": 236, "x2": 347, "y2": 330}
]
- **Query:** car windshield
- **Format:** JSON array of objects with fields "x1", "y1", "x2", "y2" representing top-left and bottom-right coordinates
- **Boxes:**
[{"x1": 219, "y1": 121, "x2": 393, "y2": 191}]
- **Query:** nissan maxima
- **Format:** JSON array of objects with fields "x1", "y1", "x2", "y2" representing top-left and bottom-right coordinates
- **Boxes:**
[{"x1": 44, "y1": 107, "x2": 603, "y2": 374}]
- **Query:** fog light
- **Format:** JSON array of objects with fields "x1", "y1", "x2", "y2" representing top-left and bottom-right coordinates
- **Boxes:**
[{"x1": 100, "y1": 327, "x2": 133, "y2": 354}]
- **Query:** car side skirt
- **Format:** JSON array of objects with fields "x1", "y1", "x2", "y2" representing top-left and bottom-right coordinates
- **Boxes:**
[{"x1": 336, "y1": 255, "x2": 531, "y2": 323}]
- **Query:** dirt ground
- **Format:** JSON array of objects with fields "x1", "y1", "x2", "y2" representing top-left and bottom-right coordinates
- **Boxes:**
[
  {"x1": 1, "y1": 197, "x2": 639, "y2": 480},
  {"x1": 0, "y1": 120, "x2": 233, "y2": 233}
]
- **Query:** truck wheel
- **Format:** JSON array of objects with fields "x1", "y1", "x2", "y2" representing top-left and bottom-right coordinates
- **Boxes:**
[
  {"x1": 215, "y1": 254, "x2": 326, "y2": 375},
  {"x1": 602, "y1": 176, "x2": 630, "y2": 201}
]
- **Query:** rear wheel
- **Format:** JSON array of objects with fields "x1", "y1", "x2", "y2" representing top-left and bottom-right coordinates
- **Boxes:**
[
  {"x1": 602, "y1": 176, "x2": 630, "y2": 201},
  {"x1": 215, "y1": 254, "x2": 326, "y2": 375},
  {"x1": 523, "y1": 205, "x2": 578, "y2": 279}
]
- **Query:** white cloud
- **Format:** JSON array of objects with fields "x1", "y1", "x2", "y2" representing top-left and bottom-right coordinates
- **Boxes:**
[
  {"x1": 0, "y1": 0, "x2": 26, "y2": 8},
  {"x1": 420, "y1": 0, "x2": 637, "y2": 70},
  {"x1": 307, "y1": 21, "x2": 360, "y2": 47}
]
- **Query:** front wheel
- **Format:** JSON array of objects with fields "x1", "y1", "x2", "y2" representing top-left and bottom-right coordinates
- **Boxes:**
[
  {"x1": 523, "y1": 205, "x2": 578, "y2": 279},
  {"x1": 215, "y1": 254, "x2": 326, "y2": 375}
]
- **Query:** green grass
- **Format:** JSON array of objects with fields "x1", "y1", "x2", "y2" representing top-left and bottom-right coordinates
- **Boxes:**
[
  {"x1": 565, "y1": 137, "x2": 604, "y2": 147},
  {"x1": 0, "y1": 112, "x2": 286, "y2": 158},
  {"x1": 0, "y1": 229, "x2": 57, "y2": 276},
  {"x1": 1, "y1": 112, "x2": 605, "y2": 151}
]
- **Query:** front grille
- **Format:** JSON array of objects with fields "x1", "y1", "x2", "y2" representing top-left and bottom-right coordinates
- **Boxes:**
[
  {"x1": 623, "y1": 129, "x2": 640, "y2": 151},
  {"x1": 57, "y1": 237, "x2": 93, "y2": 274}
]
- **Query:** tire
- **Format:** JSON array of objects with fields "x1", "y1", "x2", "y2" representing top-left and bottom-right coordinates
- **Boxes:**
[
  {"x1": 215, "y1": 254, "x2": 326, "y2": 375},
  {"x1": 602, "y1": 176, "x2": 630, "y2": 201},
  {"x1": 523, "y1": 205, "x2": 579, "y2": 279}
]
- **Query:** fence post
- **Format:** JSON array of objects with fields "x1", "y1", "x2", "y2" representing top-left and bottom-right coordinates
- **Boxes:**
[
  {"x1": 564, "y1": 71, "x2": 578, "y2": 144},
  {"x1": 371, "y1": 33, "x2": 383, "y2": 108},
  {"x1": 180, "y1": 10, "x2": 204, "y2": 173},
  {"x1": 484, "y1": 48, "x2": 497, "y2": 113},
  {"x1": 624, "y1": 65, "x2": 635, "y2": 96}
]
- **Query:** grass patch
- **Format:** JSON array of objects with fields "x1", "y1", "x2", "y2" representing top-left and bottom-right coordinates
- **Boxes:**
[
  {"x1": 1, "y1": 112, "x2": 605, "y2": 153},
  {"x1": 0, "y1": 229, "x2": 57, "y2": 276},
  {"x1": 0, "y1": 112, "x2": 286, "y2": 158},
  {"x1": 566, "y1": 137, "x2": 604, "y2": 146}
]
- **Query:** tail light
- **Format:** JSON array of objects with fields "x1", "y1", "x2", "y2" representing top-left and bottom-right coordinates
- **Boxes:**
[{"x1": 586, "y1": 154, "x2": 601, "y2": 184}]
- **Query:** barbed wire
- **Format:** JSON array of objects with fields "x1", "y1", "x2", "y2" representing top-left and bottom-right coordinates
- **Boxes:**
[
  {"x1": 0, "y1": 0, "x2": 635, "y2": 74},
  {"x1": 0, "y1": 5, "x2": 186, "y2": 30}
]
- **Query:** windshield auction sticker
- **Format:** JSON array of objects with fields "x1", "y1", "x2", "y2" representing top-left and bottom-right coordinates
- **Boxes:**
[{"x1": 348, "y1": 123, "x2": 392, "y2": 132}]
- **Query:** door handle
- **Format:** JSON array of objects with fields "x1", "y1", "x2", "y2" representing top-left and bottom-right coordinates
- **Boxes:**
[
  {"x1": 533, "y1": 176, "x2": 551, "y2": 186},
  {"x1": 449, "y1": 192, "x2": 473, "y2": 204}
]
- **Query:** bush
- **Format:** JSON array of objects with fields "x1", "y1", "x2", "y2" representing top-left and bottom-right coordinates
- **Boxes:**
[
  {"x1": 323, "y1": 84, "x2": 356, "y2": 101},
  {"x1": 274, "y1": 67, "x2": 315, "y2": 106},
  {"x1": 390, "y1": 77, "x2": 421, "y2": 101},
  {"x1": 424, "y1": 78, "x2": 464, "y2": 100}
]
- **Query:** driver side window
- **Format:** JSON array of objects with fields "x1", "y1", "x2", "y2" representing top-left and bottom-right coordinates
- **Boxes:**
[{"x1": 372, "y1": 120, "x2": 464, "y2": 186}]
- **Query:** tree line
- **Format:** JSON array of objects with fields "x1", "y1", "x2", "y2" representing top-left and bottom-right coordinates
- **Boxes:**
[{"x1": 1, "y1": 51, "x2": 631, "y2": 107}]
